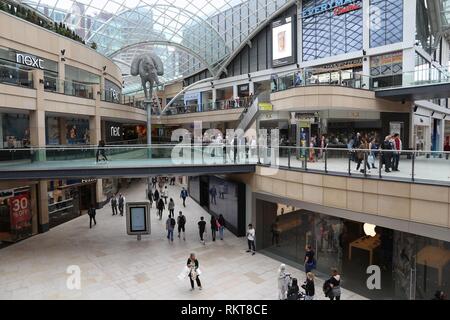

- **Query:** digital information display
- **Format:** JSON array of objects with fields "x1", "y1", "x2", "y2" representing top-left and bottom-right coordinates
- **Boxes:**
[
  {"x1": 272, "y1": 16, "x2": 296, "y2": 68},
  {"x1": 130, "y1": 207, "x2": 146, "y2": 232},
  {"x1": 126, "y1": 201, "x2": 151, "y2": 236}
]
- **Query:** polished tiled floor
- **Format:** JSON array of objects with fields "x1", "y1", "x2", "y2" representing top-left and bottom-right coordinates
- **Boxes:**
[{"x1": 0, "y1": 180, "x2": 367, "y2": 300}]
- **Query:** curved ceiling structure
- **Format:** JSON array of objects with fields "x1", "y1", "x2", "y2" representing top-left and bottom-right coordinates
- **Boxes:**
[{"x1": 22, "y1": 0, "x2": 292, "y2": 92}]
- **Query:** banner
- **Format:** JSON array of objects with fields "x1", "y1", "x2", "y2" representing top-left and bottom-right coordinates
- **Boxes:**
[{"x1": 10, "y1": 193, "x2": 31, "y2": 230}]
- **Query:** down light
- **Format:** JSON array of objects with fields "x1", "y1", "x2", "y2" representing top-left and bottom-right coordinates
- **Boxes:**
[{"x1": 363, "y1": 223, "x2": 377, "y2": 237}]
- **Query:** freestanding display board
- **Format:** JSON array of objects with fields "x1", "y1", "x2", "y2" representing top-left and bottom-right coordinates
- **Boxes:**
[{"x1": 126, "y1": 201, "x2": 151, "y2": 240}]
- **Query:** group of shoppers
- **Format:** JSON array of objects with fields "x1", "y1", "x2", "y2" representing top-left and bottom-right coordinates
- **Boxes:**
[
  {"x1": 350, "y1": 132, "x2": 403, "y2": 173},
  {"x1": 197, "y1": 214, "x2": 226, "y2": 244}
]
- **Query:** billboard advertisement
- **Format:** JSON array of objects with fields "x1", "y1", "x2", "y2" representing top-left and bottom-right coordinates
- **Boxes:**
[{"x1": 272, "y1": 16, "x2": 296, "y2": 68}]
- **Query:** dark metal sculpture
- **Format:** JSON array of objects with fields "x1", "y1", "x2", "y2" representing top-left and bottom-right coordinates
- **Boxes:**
[{"x1": 130, "y1": 53, "x2": 164, "y2": 99}]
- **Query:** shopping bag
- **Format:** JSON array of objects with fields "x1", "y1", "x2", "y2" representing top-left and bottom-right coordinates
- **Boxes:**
[{"x1": 177, "y1": 266, "x2": 190, "y2": 280}]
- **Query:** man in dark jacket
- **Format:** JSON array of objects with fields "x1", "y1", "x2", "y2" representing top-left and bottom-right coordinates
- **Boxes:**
[
  {"x1": 88, "y1": 206, "x2": 96, "y2": 228},
  {"x1": 381, "y1": 135, "x2": 392, "y2": 173},
  {"x1": 180, "y1": 187, "x2": 188, "y2": 207}
]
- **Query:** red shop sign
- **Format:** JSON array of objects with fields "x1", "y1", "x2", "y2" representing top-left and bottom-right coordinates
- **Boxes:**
[
  {"x1": 334, "y1": 3, "x2": 361, "y2": 16},
  {"x1": 10, "y1": 193, "x2": 31, "y2": 229}
]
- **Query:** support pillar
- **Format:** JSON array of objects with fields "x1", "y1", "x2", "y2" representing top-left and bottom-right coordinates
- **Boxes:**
[
  {"x1": 30, "y1": 69, "x2": 46, "y2": 161},
  {"x1": 37, "y1": 180, "x2": 49, "y2": 233}
]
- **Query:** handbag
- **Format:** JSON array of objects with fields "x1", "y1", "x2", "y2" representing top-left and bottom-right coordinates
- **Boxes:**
[{"x1": 216, "y1": 220, "x2": 221, "y2": 229}]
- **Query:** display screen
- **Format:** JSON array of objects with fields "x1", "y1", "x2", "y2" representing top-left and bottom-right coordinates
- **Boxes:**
[
  {"x1": 130, "y1": 207, "x2": 146, "y2": 232},
  {"x1": 272, "y1": 16, "x2": 296, "y2": 68}
]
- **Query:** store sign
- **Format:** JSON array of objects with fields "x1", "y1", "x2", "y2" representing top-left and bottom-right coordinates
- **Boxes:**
[
  {"x1": 81, "y1": 179, "x2": 97, "y2": 184},
  {"x1": 110, "y1": 126, "x2": 121, "y2": 137},
  {"x1": 16, "y1": 53, "x2": 44, "y2": 69},
  {"x1": 10, "y1": 193, "x2": 31, "y2": 230},
  {"x1": 259, "y1": 102, "x2": 273, "y2": 111},
  {"x1": 302, "y1": 0, "x2": 361, "y2": 18},
  {"x1": 313, "y1": 58, "x2": 363, "y2": 72}
]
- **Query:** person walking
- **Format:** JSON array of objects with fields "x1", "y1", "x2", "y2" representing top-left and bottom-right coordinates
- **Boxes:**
[
  {"x1": 166, "y1": 214, "x2": 176, "y2": 242},
  {"x1": 180, "y1": 187, "x2": 188, "y2": 207},
  {"x1": 147, "y1": 189, "x2": 153, "y2": 208},
  {"x1": 88, "y1": 205, "x2": 96, "y2": 228},
  {"x1": 210, "y1": 216, "x2": 218, "y2": 242},
  {"x1": 392, "y1": 133, "x2": 402, "y2": 171},
  {"x1": 187, "y1": 253, "x2": 202, "y2": 291},
  {"x1": 110, "y1": 195, "x2": 118, "y2": 215},
  {"x1": 157, "y1": 198, "x2": 165, "y2": 220},
  {"x1": 355, "y1": 138, "x2": 371, "y2": 173},
  {"x1": 218, "y1": 214, "x2": 225, "y2": 240},
  {"x1": 209, "y1": 185, "x2": 217, "y2": 205},
  {"x1": 198, "y1": 217, "x2": 207, "y2": 245},
  {"x1": 154, "y1": 188, "x2": 160, "y2": 204},
  {"x1": 168, "y1": 198, "x2": 175, "y2": 217},
  {"x1": 277, "y1": 264, "x2": 290, "y2": 300},
  {"x1": 304, "y1": 244, "x2": 316, "y2": 273},
  {"x1": 151, "y1": 177, "x2": 157, "y2": 189},
  {"x1": 177, "y1": 211, "x2": 186, "y2": 241},
  {"x1": 328, "y1": 269, "x2": 341, "y2": 300},
  {"x1": 302, "y1": 272, "x2": 315, "y2": 300},
  {"x1": 246, "y1": 224, "x2": 256, "y2": 255},
  {"x1": 381, "y1": 135, "x2": 393, "y2": 173},
  {"x1": 162, "y1": 186, "x2": 169, "y2": 204},
  {"x1": 369, "y1": 138, "x2": 378, "y2": 169},
  {"x1": 96, "y1": 139, "x2": 108, "y2": 162},
  {"x1": 118, "y1": 193, "x2": 125, "y2": 216}
]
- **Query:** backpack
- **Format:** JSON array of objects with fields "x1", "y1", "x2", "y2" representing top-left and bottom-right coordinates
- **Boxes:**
[{"x1": 170, "y1": 218, "x2": 176, "y2": 227}]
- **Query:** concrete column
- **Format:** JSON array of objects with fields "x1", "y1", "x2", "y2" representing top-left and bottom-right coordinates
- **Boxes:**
[
  {"x1": 403, "y1": 0, "x2": 416, "y2": 49},
  {"x1": 0, "y1": 113, "x2": 3, "y2": 147},
  {"x1": 249, "y1": 81, "x2": 255, "y2": 95},
  {"x1": 30, "y1": 183, "x2": 38, "y2": 235},
  {"x1": 233, "y1": 84, "x2": 238, "y2": 99},
  {"x1": 30, "y1": 69, "x2": 46, "y2": 160},
  {"x1": 37, "y1": 180, "x2": 49, "y2": 233},
  {"x1": 362, "y1": 0, "x2": 370, "y2": 52},
  {"x1": 90, "y1": 85, "x2": 101, "y2": 145},
  {"x1": 58, "y1": 53, "x2": 65, "y2": 94}
]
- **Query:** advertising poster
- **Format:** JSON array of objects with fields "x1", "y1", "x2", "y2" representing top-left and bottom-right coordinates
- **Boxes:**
[
  {"x1": 10, "y1": 193, "x2": 31, "y2": 230},
  {"x1": 272, "y1": 16, "x2": 296, "y2": 68}
]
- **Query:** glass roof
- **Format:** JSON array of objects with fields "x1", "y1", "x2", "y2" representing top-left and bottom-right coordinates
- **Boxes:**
[{"x1": 21, "y1": 0, "x2": 292, "y2": 93}]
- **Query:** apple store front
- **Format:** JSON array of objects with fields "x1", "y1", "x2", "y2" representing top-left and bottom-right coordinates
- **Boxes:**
[{"x1": 256, "y1": 198, "x2": 450, "y2": 300}]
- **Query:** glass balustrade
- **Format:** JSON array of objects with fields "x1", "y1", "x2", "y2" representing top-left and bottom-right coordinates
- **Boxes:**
[
  {"x1": 0, "y1": 63, "x2": 33, "y2": 88},
  {"x1": 0, "y1": 145, "x2": 448, "y2": 184}
]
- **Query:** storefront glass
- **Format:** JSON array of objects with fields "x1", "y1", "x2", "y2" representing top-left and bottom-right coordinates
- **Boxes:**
[
  {"x1": 370, "y1": 52, "x2": 403, "y2": 88},
  {"x1": 258, "y1": 198, "x2": 450, "y2": 299},
  {"x1": 369, "y1": 0, "x2": 403, "y2": 48},
  {"x1": 47, "y1": 179, "x2": 96, "y2": 228},
  {"x1": 302, "y1": 0, "x2": 363, "y2": 61},
  {"x1": 1, "y1": 113, "x2": 30, "y2": 149},
  {"x1": 45, "y1": 117, "x2": 90, "y2": 145}
]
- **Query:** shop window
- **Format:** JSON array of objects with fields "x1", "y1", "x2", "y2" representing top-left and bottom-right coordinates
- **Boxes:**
[
  {"x1": 0, "y1": 187, "x2": 32, "y2": 243},
  {"x1": 370, "y1": 51, "x2": 403, "y2": 88}
]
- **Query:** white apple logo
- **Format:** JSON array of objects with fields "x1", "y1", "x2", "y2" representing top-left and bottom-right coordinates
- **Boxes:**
[{"x1": 363, "y1": 223, "x2": 377, "y2": 237}]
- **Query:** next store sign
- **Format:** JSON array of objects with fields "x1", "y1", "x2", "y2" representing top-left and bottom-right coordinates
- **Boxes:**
[{"x1": 302, "y1": 0, "x2": 361, "y2": 18}]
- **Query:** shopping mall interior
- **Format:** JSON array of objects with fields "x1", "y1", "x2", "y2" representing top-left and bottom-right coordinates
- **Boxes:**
[{"x1": 0, "y1": 0, "x2": 450, "y2": 301}]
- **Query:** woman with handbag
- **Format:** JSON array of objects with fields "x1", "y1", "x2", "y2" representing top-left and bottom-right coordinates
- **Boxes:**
[{"x1": 187, "y1": 253, "x2": 202, "y2": 291}]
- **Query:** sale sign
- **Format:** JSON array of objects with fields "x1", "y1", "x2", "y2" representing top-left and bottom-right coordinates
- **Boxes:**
[{"x1": 10, "y1": 193, "x2": 31, "y2": 229}]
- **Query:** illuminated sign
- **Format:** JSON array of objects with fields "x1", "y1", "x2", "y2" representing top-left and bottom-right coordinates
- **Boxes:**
[
  {"x1": 302, "y1": 0, "x2": 361, "y2": 18},
  {"x1": 272, "y1": 16, "x2": 297, "y2": 68},
  {"x1": 16, "y1": 53, "x2": 44, "y2": 69}
]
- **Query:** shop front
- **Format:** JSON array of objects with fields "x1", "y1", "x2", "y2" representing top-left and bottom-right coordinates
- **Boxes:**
[
  {"x1": 256, "y1": 197, "x2": 450, "y2": 300},
  {"x1": 0, "y1": 112, "x2": 30, "y2": 161},
  {"x1": 304, "y1": 58, "x2": 363, "y2": 85},
  {"x1": 47, "y1": 179, "x2": 96, "y2": 228},
  {"x1": 0, "y1": 185, "x2": 36, "y2": 244},
  {"x1": 413, "y1": 114, "x2": 431, "y2": 152},
  {"x1": 46, "y1": 116, "x2": 90, "y2": 145}
]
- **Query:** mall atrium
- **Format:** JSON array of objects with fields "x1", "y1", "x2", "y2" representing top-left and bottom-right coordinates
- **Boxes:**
[{"x1": 0, "y1": 0, "x2": 449, "y2": 301}]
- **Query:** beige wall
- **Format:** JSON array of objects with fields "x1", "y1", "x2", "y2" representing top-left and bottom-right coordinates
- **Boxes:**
[
  {"x1": 247, "y1": 167, "x2": 450, "y2": 230},
  {"x1": 0, "y1": 11, "x2": 122, "y2": 86},
  {"x1": 270, "y1": 86, "x2": 412, "y2": 113}
]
